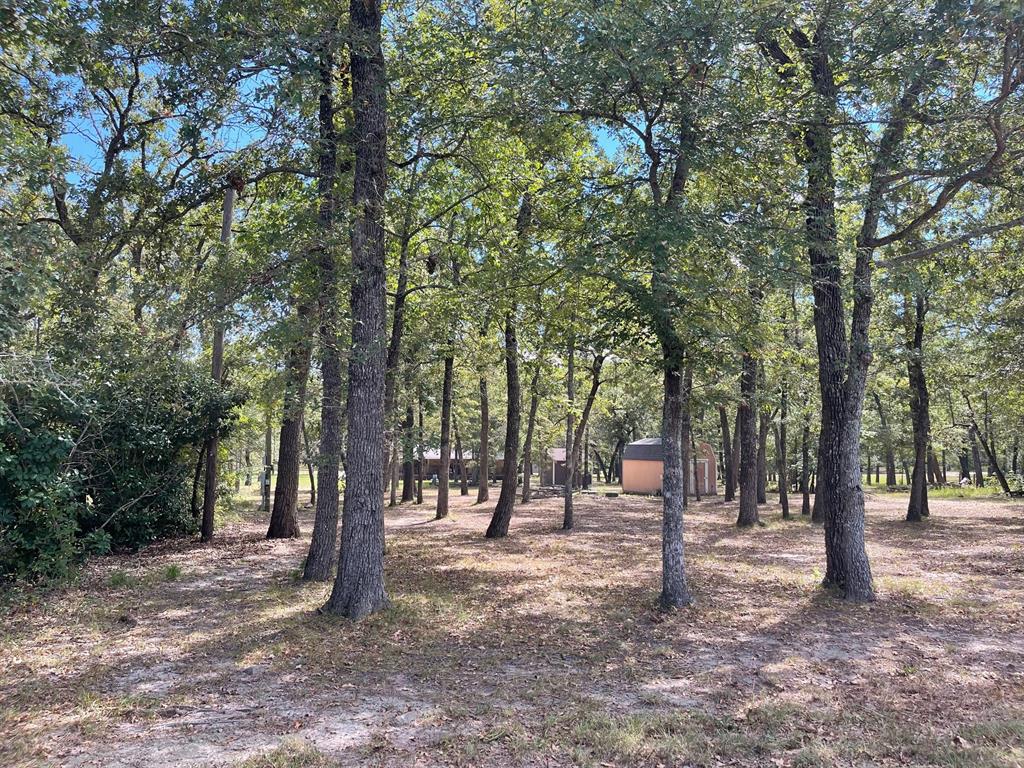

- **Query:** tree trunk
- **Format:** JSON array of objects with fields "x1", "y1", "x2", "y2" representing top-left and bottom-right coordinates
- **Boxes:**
[
  {"x1": 563, "y1": 339, "x2": 576, "y2": 530},
  {"x1": 570, "y1": 354, "x2": 605, "y2": 495},
  {"x1": 324, "y1": 0, "x2": 389, "y2": 619},
  {"x1": 659, "y1": 357, "x2": 693, "y2": 609},
  {"x1": 906, "y1": 293, "x2": 930, "y2": 522},
  {"x1": 476, "y1": 378, "x2": 490, "y2": 503},
  {"x1": 268, "y1": 314, "x2": 312, "y2": 539},
  {"x1": 872, "y1": 392, "x2": 898, "y2": 487},
  {"x1": 201, "y1": 184, "x2": 236, "y2": 542},
  {"x1": 244, "y1": 450, "x2": 252, "y2": 486},
  {"x1": 487, "y1": 312, "x2": 521, "y2": 538},
  {"x1": 800, "y1": 417, "x2": 811, "y2": 516},
  {"x1": 970, "y1": 427, "x2": 985, "y2": 487},
  {"x1": 436, "y1": 355, "x2": 453, "y2": 519},
  {"x1": 777, "y1": 387, "x2": 790, "y2": 519},
  {"x1": 304, "y1": 40, "x2": 344, "y2": 583},
  {"x1": 719, "y1": 405, "x2": 735, "y2": 502},
  {"x1": 966, "y1": 394, "x2": 1012, "y2": 494},
  {"x1": 455, "y1": 415, "x2": 468, "y2": 495},
  {"x1": 521, "y1": 365, "x2": 541, "y2": 503},
  {"x1": 737, "y1": 352, "x2": 759, "y2": 527},
  {"x1": 416, "y1": 395, "x2": 424, "y2": 504},
  {"x1": 401, "y1": 402, "x2": 415, "y2": 502}
]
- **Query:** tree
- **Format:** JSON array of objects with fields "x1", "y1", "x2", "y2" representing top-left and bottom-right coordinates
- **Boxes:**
[{"x1": 324, "y1": 0, "x2": 390, "y2": 619}]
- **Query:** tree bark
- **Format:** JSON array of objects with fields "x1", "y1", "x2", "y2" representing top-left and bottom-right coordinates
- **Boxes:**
[
  {"x1": 719, "y1": 405, "x2": 734, "y2": 502},
  {"x1": 970, "y1": 426, "x2": 985, "y2": 487},
  {"x1": 906, "y1": 293, "x2": 930, "y2": 522},
  {"x1": 731, "y1": 409, "x2": 741, "y2": 497},
  {"x1": 659, "y1": 357, "x2": 693, "y2": 609},
  {"x1": 737, "y1": 352, "x2": 760, "y2": 527},
  {"x1": 487, "y1": 312, "x2": 521, "y2": 538},
  {"x1": 436, "y1": 355, "x2": 453, "y2": 519},
  {"x1": 570, "y1": 353, "x2": 605, "y2": 495},
  {"x1": 201, "y1": 184, "x2": 236, "y2": 542},
  {"x1": 324, "y1": 0, "x2": 390, "y2": 619},
  {"x1": 268, "y1": 311, "x2": 313, "y2": 539},
  {"x1": 476, "y1": 378, "x2": 490, "y2": 503},
  {"x1": 303, "y1": 39, "x2": 344, "y2": 583},
  {"x1": 563, "y1": 338, "x2": 576, "y2": 530}
]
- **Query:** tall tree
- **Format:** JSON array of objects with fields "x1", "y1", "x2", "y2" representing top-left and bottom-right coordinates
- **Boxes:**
[{"x1": 325, "y1": 0, "x2": 390, "y2": 618}]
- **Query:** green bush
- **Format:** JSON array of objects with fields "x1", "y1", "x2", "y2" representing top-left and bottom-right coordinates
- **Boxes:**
[{"x1": 0, "y1": 354, "x2": 244, "y2": 584}]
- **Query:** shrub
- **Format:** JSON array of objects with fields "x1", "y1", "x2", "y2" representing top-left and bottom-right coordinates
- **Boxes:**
[{"x1": 0, "y1": 353, "x2": 244, "y2": 584}]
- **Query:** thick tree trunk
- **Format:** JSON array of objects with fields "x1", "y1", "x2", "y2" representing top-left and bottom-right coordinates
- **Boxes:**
[
  {"x1": 324, "y1": 0, "x2": 389, "y2": 619},
  {"x1": 268, "y1": 316, "x2": 312, "y2": 539},
  {"x1": 487, "y1": 312, "x2": 521, "y2": 538},
  {"x1": 659, "y1": 357, "x2": 693, "y2": 609},
  {"x1": 563, "y1": 340, "x2": 576, "y2": 530},
  {"x1": 201, "y1": 185, "x2": 236, "y2": 542},
  {"x1": 476, "y1": 378, "x2": 490, "y2": 503},
  {"x1": 737, "y1": 352, "x2": 759, "y2": 527},
  {"x1": 719, "y1": 405, "x2": 735, "y2": 502},
  {"x1": 521, "y1": 365, "x2": 541, "y2": 503},
  {"x1": 303, "y1": 41, "x2": 343, "y2": 583},
  {"x1": 906, "y1": 294, "x2": 930, "y2": 522},
  {"x1": 436, "y1": 356, "x2": 453, "y2": 519}
]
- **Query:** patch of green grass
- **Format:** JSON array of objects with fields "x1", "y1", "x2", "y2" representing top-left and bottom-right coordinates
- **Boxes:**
[
  {"x1": 106, "y1": 570, "x2": 138, "y2": 589},
  {"x1": 162, "y1": 564, "x2": 182, "y2": 581},
  {"x1": 238, "y1": 740, "x2": 339, "y2": 767}
]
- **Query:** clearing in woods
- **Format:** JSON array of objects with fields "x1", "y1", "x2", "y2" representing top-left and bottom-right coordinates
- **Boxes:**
[{"x1": 2, "y1": 491, "x2": 1023, "y2": 767}]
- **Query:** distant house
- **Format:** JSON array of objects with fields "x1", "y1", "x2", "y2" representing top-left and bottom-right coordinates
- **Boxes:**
[
  {"x1": 541, "y1": 447, "x2": 567, "y2": 486},
  {"x1": 415, "y1": 448, "x2": 503, "y2": 484},
  {"x1": 621, "y1": 438, "x2": 717, "y2": 496}
]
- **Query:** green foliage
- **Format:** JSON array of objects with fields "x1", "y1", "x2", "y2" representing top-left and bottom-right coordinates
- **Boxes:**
[{"x1": 0, "y1": 354, "x2": 243, "y2": 584}]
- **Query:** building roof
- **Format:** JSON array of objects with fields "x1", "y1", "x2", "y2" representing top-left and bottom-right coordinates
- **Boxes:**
[
  {"x1": 623, "y1": 438, "x2": 716, "y2": 462},
  {"x1": 623, "y1": 437, "x2": 664, "y2": 461}
]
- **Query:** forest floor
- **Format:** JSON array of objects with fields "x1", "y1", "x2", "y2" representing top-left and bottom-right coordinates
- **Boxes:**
[{"x1": 3, "y1": 489, "x2": 1024, "y2": 768}]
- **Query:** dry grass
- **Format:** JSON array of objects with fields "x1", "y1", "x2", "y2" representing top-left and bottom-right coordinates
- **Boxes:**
[{"x1": 2, "y1": 488, "x2": 1024, "y2": 767}]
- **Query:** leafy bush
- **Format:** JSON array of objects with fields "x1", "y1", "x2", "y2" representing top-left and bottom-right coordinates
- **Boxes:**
[{"x1": 0, "y1": 354, "x2": 244, "y2": 584}]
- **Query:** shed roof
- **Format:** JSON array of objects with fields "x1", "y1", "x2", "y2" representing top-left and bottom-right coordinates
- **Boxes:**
[
  {"x1": 623, "y1": 438, "x2": 717, "y2": 462},
  {"x1": 623, "y1": 437, "x2": 664, "y2": 461}
]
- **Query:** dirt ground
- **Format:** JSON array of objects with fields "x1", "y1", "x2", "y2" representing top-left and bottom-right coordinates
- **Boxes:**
[{"x1": 3, "y1": 488, "x2": 1024, "y2": 768}]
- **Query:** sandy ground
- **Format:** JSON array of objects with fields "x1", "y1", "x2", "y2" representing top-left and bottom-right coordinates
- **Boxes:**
[{"x1": 2, "y1": 489, "x2": 1023, "y2": 767}]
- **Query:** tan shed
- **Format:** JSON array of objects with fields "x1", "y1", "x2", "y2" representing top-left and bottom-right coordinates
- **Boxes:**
[{"x1": 621, "y1": 438, "x2": 717, "y2": 496}]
